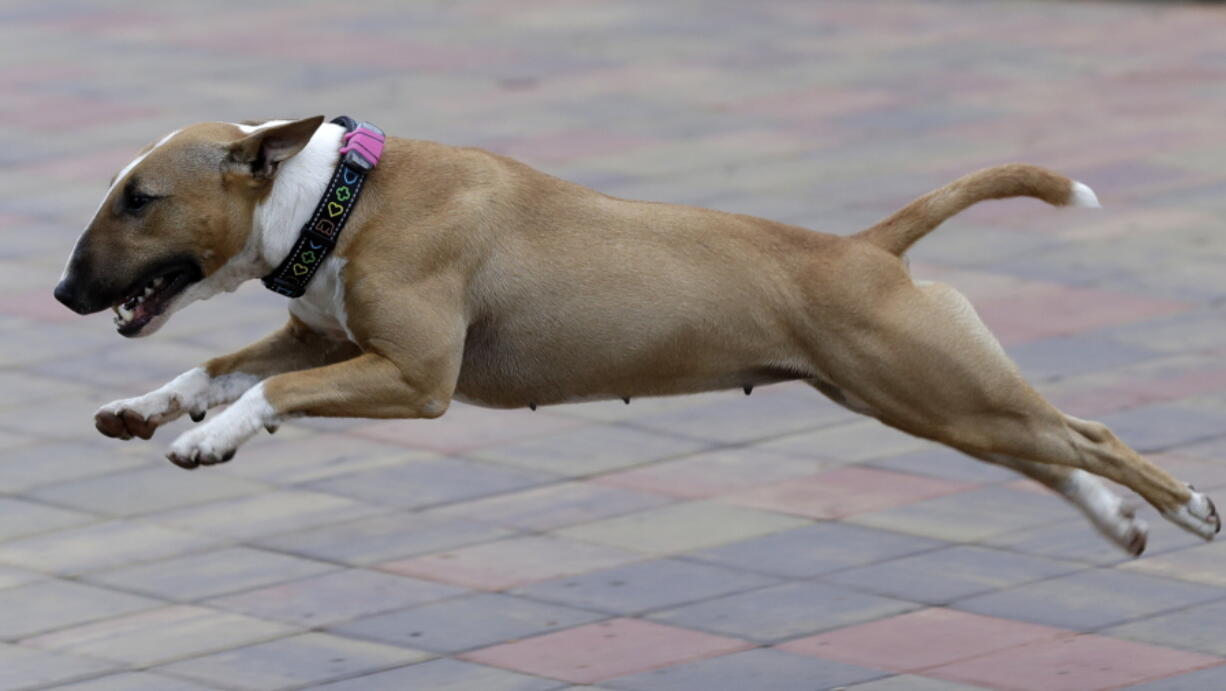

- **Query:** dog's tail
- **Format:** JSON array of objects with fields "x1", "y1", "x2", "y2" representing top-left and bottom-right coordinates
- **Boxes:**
[{"x1": 854, "y1": 163, "x2": 1100, "y2": 256}]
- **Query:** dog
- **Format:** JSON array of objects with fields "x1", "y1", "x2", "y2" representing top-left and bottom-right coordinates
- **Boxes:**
[{"x1": 55, "y1": 115, "x2": 1219, "y2": 556}]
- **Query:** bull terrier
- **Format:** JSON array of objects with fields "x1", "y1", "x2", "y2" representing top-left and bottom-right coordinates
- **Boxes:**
[{"x1": 54, "y1": 115, "x2": 1219, "y2": 555}]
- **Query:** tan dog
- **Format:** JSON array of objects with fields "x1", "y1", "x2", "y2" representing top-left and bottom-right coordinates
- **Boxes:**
[{"x1": 55, "y1": 116, "x2": 1219, "y2": 555}]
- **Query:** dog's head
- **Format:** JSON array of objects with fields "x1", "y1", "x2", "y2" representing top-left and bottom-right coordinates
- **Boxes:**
[{"x1": 54, "y1": 116, "x2": 324, "y2": 337}]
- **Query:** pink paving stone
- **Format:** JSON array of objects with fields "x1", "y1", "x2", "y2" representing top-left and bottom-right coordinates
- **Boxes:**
[
  {"x1": 347, "y1": 403, "x2": 587, "y2": 454},
  {"x1": 974, "y1": 284, "x2": 1190, "y2": 346},
  {"x1": 720, "y1": 467, "x2": 972, "y2": 519},
  {"x1": 777, "y1": 608, "x2": 1072, "y2": 672},
  {"x1": 459, "y1": 617, "x2": 754, "y2": 684},
  {"x1": 924, "y1": 633, "x2": 1226, "y2": 691},
  {"x1": 377, "y1": 535, "x2": 640, "y2": 591}
]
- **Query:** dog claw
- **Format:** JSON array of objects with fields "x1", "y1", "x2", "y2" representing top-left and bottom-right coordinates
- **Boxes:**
[
  {"x1": 264, "y1": 423, "x2": 279, "y2": 434},
  {"x1": 166, "y1": 451, "x2": 198, "y2": 470},
  {"x1": 189, "y1": 410, "x2": 206, "y2": 422}
]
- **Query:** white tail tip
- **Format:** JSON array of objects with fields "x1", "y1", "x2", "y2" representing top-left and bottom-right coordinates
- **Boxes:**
[{"x1": 1069, "y1": 181, "x2": 1101, "y2": 209}]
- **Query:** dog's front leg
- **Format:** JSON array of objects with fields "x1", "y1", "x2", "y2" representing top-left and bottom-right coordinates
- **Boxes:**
[
  {"x1": 166, "y1": 351, "x2": 454, "y2": 469},
  {"x1": 95, "y1": 317, "x2": 358, "y2": 441}
]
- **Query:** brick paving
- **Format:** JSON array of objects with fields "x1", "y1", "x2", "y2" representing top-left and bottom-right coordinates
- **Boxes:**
[{"x1": 3, "y1": 0, "x2": 1226, "y2": 689}]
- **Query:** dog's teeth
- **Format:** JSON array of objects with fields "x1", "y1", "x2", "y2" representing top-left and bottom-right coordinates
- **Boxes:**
[{"x1": 153, "y1": 277, "x2": 165, "y2": 287}]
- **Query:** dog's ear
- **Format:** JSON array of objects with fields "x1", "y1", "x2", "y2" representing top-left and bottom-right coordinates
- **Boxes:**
[{"x1": 227, "y1": 116, "x2": 325, "y2": 180}]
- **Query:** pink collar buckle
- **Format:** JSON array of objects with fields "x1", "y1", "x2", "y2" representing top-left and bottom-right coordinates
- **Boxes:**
[{"x1": 339, "y1": 122, "x2": 385, "y2": 172}]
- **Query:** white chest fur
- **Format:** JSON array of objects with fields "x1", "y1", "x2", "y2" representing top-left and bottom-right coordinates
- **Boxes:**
[{"x1": 289, "y1": 256, "x2": 353, "y2": 341}]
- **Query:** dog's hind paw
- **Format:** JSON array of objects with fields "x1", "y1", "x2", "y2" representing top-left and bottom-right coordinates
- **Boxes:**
[{"x1": 1163, "y1": 487, "x2": 1221, "y2": 541}]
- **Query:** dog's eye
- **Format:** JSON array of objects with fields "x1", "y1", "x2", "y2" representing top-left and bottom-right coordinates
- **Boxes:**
[{"x1": 125, "y1": 191, "x2": 154, "y2": 212}]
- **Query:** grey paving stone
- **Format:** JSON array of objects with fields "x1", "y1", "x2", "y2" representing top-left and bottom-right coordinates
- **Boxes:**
[
  {"x1": 28, "y1": 465, "x2": 268, "y2": 516},
  {"x1": 1005, "y1": 335, "x2": 1159, "y2": 381},
  {"x1": 0, "y1": 642, "x2": 119, "y2": 690},
  {"x1": 955, "y1": 568, "x2": 1226, "y2": 632},
  {"x1": 146, "y1": 488, "x2": 391, "y2": 541},
  {"x1": 823, "y1": 545, "x2": 1085, "y2": 604},
  {"x1": 432, "y1": 481, "x2": 672, "y2": 531},
  {"x1": 846, "y1": 486, "x2": 1073, "y2": 543},
  {"x1": 314, "y1": 657, "x2": 566, "y2": 691},
  {"x1": 984, "y1": 517, "x2": 1204, "y2": 566},
  {"x1": 0, "y1": 519, "x2": 223, "y2": 575},
  {"x1": 1120, "y1": 664, "x2": 1226, "y2": 690},
  {"x1": 0, "y1": 441, "x2": 153, "y2": 492},
  {"x1": 156, "y1": 632, "x2": 431, "y2": 691},
  {"x1": 207, "y1": 568, "x2": 467, "y2": 627},
  {"x1": 513, "y1": 558, "x2": 779, "y2": 615},
  {"x1": 24, "y1": 605, "x2": 298, "y2": 668},
  {"x1": 0, "y1": 580, "x2": 162, "y2": 640},
  {"x1": 844, "y1": 675, "x2": 989, "y2": 690},
  {"x1": 52, "y1": 672, "x2": 220, "y2": 690},
  {"x1": 305, "y1": 458, "x2": 560, "y2": 510},
  {"x1": 866, "y1": 448, "x2": 1016, "y2": 484},
  {"x1": 0, "y1": 496, "x2": 95, "y2": 542},
  {"x1": 1097, "y1": 404, "x2": 1226, "y2": 453},
  {"x1": 85, "y1": 546, "x2": 338, "y2": 601},
  {"x1": 624, "y1": 389, "x2": 847, "y2": 445},
  {"x1": 254, "y1": 512, "x2": 515, "y2": 566},
  {"x1": 648, "y1": 581, "x2": 919, "y2": 643},
  {"x1": 470, "y1": 423, "x2": 711, "y2": 476},
  {"x1": 330, "y1": 592, "x2": 607, "y2": 653},
  {"x1": 604, "y1": 648, "x2": 887, "y2": 691},
  {"x1": 685, "y1": 522, "x2": 947, "y2": 578},
  {"x1": 1105, "y1": 599, "x2": 1226, "y2": 656}
]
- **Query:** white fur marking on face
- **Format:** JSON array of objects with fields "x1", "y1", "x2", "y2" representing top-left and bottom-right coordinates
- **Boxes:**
[
  {"x1": 168, "y1": 382, "x2": 278, "y2": 461},
  {"x1": 1069, "y1": 181, "x2": 1101, "y2": 209},
  {"x1": 97, "y1": 367, "x2": 262, "y2": 422}
]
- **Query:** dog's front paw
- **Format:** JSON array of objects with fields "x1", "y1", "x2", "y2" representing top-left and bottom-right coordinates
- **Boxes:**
[
  {"x1": 96, "y1": 394, "x2": 183, "y2": 441},
  {"x1": 164, "y1": 384, "x2": 275, "y2": 470},
  {"x1": 95, "y1": 368, "x2": 212, "y2": 441},
  {"x1": 166, "y1": 426, "x2": 237, "y2": 470}
]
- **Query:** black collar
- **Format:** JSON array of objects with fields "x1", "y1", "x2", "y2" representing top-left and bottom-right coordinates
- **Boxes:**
[{"x1": 262, "y1": 116, "x2": 385, "y2": 298}]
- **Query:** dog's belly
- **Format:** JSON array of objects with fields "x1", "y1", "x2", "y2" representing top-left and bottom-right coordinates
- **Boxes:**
[{"x1": 453, "y1": 327, "x2": 811, "y2": 409}]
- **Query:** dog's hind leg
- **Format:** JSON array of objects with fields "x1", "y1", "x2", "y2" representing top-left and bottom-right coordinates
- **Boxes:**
[{"x1": 807, "y1": 275, "x2": 1217, "y2": 552}]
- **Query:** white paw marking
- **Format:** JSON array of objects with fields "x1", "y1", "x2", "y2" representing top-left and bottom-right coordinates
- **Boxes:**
[
  {"x1": 1062, "y1": 469, "x2": 1149, "y2": 556},
  {"x1": 97, "y1": 367, "x2": 211, "y2": 424},
  {"x1": 1163, "y1": 487, "x2": 1221, "y2": 541},
  {"x1": 98, "y1": 368, "x2": 260, "y2": 424},
  {"x1": 1069, "y1": 181, "x2": 1101, "y2": 209},
  {"x1": 167, "y1": 383, "x2": 277, "y2": 469}
]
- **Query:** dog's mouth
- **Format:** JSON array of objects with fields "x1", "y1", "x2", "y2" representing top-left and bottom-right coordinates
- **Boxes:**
[{"x1": 111, "y1": 260, "x2": 203, "y2": 337}]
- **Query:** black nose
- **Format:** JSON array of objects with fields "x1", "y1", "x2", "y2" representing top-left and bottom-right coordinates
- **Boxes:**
[{"x1": 54, "y1": 277, "x2": 92, "y2": 315}]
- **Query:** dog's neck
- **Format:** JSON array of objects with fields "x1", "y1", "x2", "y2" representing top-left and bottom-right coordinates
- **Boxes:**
[
  {"x1": 252, "y1": 122, "x2": 346, "y2": 271},
  {"x1": 191, "y1": 122, "x2": 347, "y2": 301}
]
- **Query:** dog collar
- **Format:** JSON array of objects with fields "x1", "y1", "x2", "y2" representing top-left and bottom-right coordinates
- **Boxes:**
[{"x1": 261, "y1": 116, "x2": 385, "y2": 298}]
